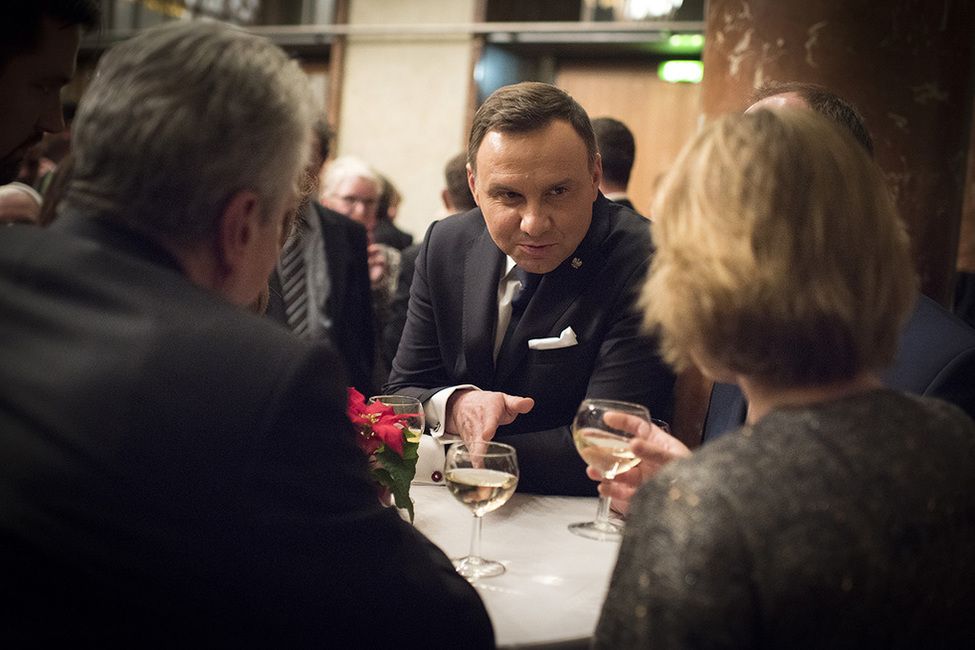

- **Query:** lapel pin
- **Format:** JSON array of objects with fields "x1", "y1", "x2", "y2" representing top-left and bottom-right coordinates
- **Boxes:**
[{"x1": 571, "y1": 257, "x2": 582, "y2": 269}]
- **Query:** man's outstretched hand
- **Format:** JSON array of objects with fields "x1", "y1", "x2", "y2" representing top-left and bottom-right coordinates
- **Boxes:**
[{"x1": 445, "y1": 389, "x2": 534, "y2": 447}]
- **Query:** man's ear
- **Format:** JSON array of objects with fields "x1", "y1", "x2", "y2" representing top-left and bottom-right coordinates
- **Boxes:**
[
  {"x1": 591, "y1": 153, "x2": 604, "y2": 195},
  {"x1": 466, "y1": 163, "x2": 479, "y2": 206},
  {"x1": 216, "y1": 189, "x2": 263, "y2": 273}
]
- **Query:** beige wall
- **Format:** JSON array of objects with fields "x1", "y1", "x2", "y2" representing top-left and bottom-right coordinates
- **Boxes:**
[
  {"x1": 557, "y1": 63, "x2": 702, "y2": 217},
  {"x1": 335, "y1": 0, "x2": 478, "y2": 242}
]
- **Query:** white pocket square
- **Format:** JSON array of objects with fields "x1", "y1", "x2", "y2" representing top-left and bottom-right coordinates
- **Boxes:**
[{"x1": 528, "y1": 326, "x2": 578, "y2": 350}]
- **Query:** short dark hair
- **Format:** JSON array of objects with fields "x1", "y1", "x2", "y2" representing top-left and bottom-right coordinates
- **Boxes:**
[
  {"x1": 752, "y1": 81, "x2": 874, "y2": 157},
  {"x1": 592, "y1": 117, "x2": 635, "y2": 186},
  {"x1": 468, "y1": 82, "x2": 597, "y2": 175},
  {"x1": 444, "y1": 152, "x2": 476, "y2": 212},
  {"x1": 0, "y1": 1, "x2": 100, "y2": 72}
]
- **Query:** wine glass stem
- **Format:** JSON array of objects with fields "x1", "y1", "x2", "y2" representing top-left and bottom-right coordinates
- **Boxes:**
[
  {"x1": 595, "y1": 495, "x2": 613, "y2": 526},
  {"x1": 469, "y1": 514, "x2": 483, "y2": 561}
]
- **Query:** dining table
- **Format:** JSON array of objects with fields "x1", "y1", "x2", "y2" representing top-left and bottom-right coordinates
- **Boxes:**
[{"x1": 410, "y1": 482, "x2": 622, "y2": 649}]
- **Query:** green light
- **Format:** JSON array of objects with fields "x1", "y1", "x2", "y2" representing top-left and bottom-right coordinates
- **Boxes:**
[
  {"x1": 667, "y1": 34, "x2": 704, "y2": 49},
  {"x1": 659, "y1": 60, "x2": 703, "y2": 83}
]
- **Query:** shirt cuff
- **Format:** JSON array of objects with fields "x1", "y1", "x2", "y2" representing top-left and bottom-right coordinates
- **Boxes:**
[{"x1": 424, "y1": 385, "x2": 478, "y2": 438}]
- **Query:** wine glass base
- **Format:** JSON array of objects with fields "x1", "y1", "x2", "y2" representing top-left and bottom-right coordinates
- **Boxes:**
[
  {"x1": 568, "y1": 520, "x2": 624, "y2": 542},
  {"x1": 453, "y1": 555, "x2": 506, "y2": 579}
]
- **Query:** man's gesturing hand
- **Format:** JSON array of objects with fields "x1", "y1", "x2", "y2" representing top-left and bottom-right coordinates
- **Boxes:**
[{"x1": 445, "y1": 389, "x2": 534, "y2": 447}]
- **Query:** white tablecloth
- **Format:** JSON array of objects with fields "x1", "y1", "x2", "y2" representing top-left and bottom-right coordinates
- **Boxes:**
[{"x1": 411, "y1": 483, "x2": 621, "y2": 648}]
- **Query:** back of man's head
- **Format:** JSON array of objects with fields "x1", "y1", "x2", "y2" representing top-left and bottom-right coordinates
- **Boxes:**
[
  {"x1": 0, "y1": 0, "x2": 100, "y2": 71},
  {"x1": 592, "y1": 117, "x2": 636, "y2": 188},
  {"x1": 444, "y1": 152, "x2": 476, "y2": 212},
  {"x1": 751, "y1": 81, "x2": 874, "y2": 157},
  {"x1": 65, "y1": 20, "x2": 315, "y2": 250}
]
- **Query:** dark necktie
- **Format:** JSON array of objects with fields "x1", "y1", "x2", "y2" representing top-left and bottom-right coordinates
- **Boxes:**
[
  {"x1": 279, "y1": 223, "x2": 311, "y2": 338},
  {"x1": 505, "y1": 266, "x2": 541, "y2": 341}
]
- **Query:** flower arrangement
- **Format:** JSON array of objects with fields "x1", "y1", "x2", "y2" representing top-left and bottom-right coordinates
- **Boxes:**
[{"x1": 347, "y1": 388, "x2": 421, "y2": 522}]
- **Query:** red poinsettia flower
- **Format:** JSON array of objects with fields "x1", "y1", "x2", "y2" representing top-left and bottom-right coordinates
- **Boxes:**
[
  {"x1": 345, "y1": 387, "x2": 422, "y2": 522},
  {"x1": 347, "y1": 387, "x2": 407, "y2": 456}
]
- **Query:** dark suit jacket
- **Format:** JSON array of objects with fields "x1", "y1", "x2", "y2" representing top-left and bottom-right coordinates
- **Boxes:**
[
  {"x1": 610, "y1": 196, "x2": 635, "y2": 211},
  {"x1": 702, "y1": 293, "x2": 975, "y2": 443},
  {"x1": 383, "y1": 241, "x2": 421, "y2": 364},
  {"x1": 385, "y1": 194, "x2": 676, "y2": 495},
  {"x1": 0, "y1": 211, "x2": 492, "y2": 647},
  {"x1": 266, "y1": 201, "x2": 376, "y2": 395},
  {"x1": 373, "y1": 216, "x2": 414, "y2": 251}
]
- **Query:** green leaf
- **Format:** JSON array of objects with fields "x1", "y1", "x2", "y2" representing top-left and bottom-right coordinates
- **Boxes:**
[{"x1": 372, "y1": 438, "x2": 420, "y2": 522}]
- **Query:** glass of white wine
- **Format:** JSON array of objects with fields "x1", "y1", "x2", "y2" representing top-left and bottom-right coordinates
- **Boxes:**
[
  {"x1": 569, "y1": 398, "x2": 650, "y2": 541},
  {"x1": 369, "y1": 395, "x2": 426, "y2": 442},
  {"x1": 444, "y1": 441, "x2": 519, "y2": 579}
]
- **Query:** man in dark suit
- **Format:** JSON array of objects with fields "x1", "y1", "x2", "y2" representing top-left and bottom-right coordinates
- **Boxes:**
[
  {"x1": 0, "y1": 21, "x2": 491, "y2": 647},
  {"x1": 266, "y1": 120, "x2": 376, "y2": 395},
  {"x1": 386, "y1": 82, "x2": 675, "y2": 496},
  {"x1": 702, "y1": 81, "x2": 975, "y2": 442},
  {"x1": 704, "y1": 292, "x2": 975, "y2": 440},
  {"x1": 591, "y1": 116, "x2": 638, "y2": 213}
]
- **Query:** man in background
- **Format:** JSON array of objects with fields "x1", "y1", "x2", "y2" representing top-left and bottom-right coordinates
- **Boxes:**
[
  {"x1": 0, "y1": 182, "x2": 43, "y2": 225},
  {"x1": 702, "y1": 81, "x2": 975, "y2": 440},
  {"x1": 0, "y1": 1, "x2": 98, "y2": 184},
  {"x1": 387, "y1": 83, "x2": 675, "y2": 496},
  {"x1": 373, "y1": 173, "x2": 414, "y2": 250},
  {"x1": 0, "y1": 21, "x2": 491, "y2": 647},
  {"x1": 266, "y1": 120, "x2": 376, "y2": 395},
  {"x1": 592, "y1": 116, "x2": 638, "y2": 213}
]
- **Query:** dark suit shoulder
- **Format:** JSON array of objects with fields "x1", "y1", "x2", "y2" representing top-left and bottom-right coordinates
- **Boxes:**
[
  {"x1": 577, "y1": 195, "x2": 655, "y2": 274},
  {"x1": 885, "y1": 293, "x2": 975, "y2": 419}
]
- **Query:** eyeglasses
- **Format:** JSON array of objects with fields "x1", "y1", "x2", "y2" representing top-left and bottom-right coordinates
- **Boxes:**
[{"x1": 336, "y1": 195, "x2": 378, "y2": 209}]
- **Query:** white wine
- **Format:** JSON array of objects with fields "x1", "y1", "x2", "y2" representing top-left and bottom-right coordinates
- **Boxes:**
[
  {"x1": 446, "y1": 468, "x2": 518, "y2": 517},
  {"x1": 574, "y1": 427, "x2": 641, "y2": 479}
]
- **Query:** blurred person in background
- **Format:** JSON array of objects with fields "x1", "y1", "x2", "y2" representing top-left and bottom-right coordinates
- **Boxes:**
[
  {"x1": 703, "y1": 82, "x2": 975, "y2": 442},
  {"x1": 592, "y1": 116, "x2": 638, "y2": 213},
  {"x1": 321, "y1": 155, "x2": 402, "y2": 385},
  {"x1": 373, "y1": 173, "x2": 413, "y2": 250},
  {"x1": 0, "y1": 182, "x2": 43, "y2": 225},
  {"x1": 266, "y1": 120, "x2": 376, "y2": 395},
  {"x1": 0, "y1": 1, "x2": 98, "y2": 185}
]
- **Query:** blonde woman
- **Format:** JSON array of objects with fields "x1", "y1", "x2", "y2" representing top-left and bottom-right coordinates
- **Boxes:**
[{"x1": 593, "y1": 108, "x2": 975, "y2": 647}]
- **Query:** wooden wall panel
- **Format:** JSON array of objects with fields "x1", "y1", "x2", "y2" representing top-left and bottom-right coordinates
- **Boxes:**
[{"x1": 557, "y1": 63, "x2": 702, "y2": 217}]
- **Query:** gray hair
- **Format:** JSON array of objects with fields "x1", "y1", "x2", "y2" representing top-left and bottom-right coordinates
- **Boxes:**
[
  {"x1": 320, "y1": 156, "x2": 380, "y2": 199},
  {"x1": 66, "y1": 20, "x2": 315, "y2": 249}
]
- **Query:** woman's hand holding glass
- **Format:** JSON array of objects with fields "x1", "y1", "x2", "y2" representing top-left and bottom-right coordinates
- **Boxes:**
[{"x1": 584, "y1": 413, "x2": 692, "y2": 517}]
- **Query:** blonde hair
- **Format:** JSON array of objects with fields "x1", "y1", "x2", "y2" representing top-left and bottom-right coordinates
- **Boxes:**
[{"x1": 641, "y1": 108, "x2": 917, "y2": 387}]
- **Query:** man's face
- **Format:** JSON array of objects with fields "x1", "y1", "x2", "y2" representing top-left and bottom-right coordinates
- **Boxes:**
[
  {"x1": 469, "y1": 120, "x2": 601, "y2": 274},
  {"x1": 0, "y1": 16, "x2": 81, "y2": 183},
  {"x1": 323, "y1": 175, "x2": 379, "y2": 234}
]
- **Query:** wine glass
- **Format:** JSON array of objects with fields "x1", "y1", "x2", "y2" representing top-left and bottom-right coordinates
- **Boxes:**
[
  {"x1": 369, "y1": 395, "x2": 426, "y2": 443},
  {"x1": 444, "y1": 441, "x2": 519, "y2": 579},
  {"x1": 569, "y1": 398, "x2": 650, "y2": 541}
]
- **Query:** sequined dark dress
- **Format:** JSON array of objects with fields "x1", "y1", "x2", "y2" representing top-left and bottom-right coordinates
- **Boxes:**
[{"x1": 595, "y1": 390, "x2": 975, "y2": 648}]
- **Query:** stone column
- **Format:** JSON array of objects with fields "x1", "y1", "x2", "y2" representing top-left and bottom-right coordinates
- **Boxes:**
[{"x1": 701, "y1": 0, "x2": 975, "y2": 306}]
